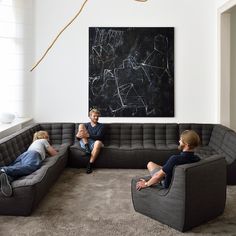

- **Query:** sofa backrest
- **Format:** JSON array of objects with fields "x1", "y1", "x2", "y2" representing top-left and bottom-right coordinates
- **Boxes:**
[
  {"x1": 2, "y1": 122, "x2": 235, "y2": 165},
  {"x1": 0, "y1": 123, "x2": 75, "y2": 166},
  {"x1": 39, "y1": 123, "x2": 75, "y2": 145},
  {"x1": 103, "y1": 123, "x2": 179, "y2": 148},
  {"x1": 0, "y1": 124, "x2": 40, "y2": 166},
  {"x1": 179, "y1": 124, "x2": 214, "y2": 146},
  {"x1": 219, "y1": 131, "x2": 236, "y2": 164},
  {"x1": 209, "y1": 124, "x2": 232, "y2": 151},
  {"x1": 102, "y1": 123, "x2": 215, "y2": 148}
]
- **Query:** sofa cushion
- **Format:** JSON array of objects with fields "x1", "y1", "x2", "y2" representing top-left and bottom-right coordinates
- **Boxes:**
[
  {"x1": 39, "y1": 123, "x2": 75, "y2": 145},
  {"x1": 11, "y1": 145, "x2": 68, "y2": 188},
  {"x1": 219, "y1": 131, "x2": 236, "y2": 164}
]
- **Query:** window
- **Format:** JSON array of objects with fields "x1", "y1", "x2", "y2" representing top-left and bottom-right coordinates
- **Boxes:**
[{"x1": 0, "y1": 0, "x2": 33, "y2": 117}]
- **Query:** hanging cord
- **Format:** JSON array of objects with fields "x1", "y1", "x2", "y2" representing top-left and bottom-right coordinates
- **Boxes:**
[
  {"x1": 30, "y1": 0, "x2": 148, "y2": 72},
  {"x1": 30, "y1": 0, "x2": 89, "y2": 71}
]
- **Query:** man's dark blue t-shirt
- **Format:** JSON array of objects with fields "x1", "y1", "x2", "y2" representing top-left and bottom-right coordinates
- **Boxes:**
[
  {"x1": 162, "y1": 152, "x2": 200, "y2": 188},
  {"x1": 84, "y1": 122, "x2": 105, "y2": 141}
]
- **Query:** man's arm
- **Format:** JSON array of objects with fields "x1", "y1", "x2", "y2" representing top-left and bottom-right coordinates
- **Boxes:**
[{"x1": 136, "y1": 169, "x2": 166, "y2": 191}]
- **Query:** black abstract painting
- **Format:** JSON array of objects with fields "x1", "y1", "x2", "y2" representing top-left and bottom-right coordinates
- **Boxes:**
[{"x1": 89, "y1": 27, "x2": 174, "y2": 117}]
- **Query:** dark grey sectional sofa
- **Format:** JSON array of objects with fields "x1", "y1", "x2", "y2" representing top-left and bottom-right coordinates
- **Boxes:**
[
  {"x1": 0, "y1": 123, "x2": 74, "y2": 216},
  {"x1": 0, "y1": 122, "x2": 236, "y2": 216},
  {"x1": 69, "y1": 123, "x2": 236, "y2": 184}
]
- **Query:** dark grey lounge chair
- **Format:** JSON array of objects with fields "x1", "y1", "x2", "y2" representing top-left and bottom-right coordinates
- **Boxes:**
[{"x1": 131, "y1": 155, "x2": 227, "y2": 232}]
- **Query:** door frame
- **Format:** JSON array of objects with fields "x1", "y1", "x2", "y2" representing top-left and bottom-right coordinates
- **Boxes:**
[{"x1": 218, "y1": 0, "x2": 236, "y2": 126}]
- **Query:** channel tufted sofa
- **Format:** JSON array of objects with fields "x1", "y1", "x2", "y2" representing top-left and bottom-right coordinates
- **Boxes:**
[
  {"x1": 0, "y1": 122, "x2": 236, "y2": 217},
  {"x1": 69, "y1": 123, "x2": 236, "y2": 184},
  {"x1": 0, "y1": 123, "x2": 75, "y2": 216},
  {"x1": 131, "y1": 155, "x2": 226, "y2": 232}
]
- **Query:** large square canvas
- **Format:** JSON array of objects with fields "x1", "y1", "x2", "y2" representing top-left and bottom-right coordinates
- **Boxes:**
[{"x1": 89, "y1": 27, "x2": 174, "y2": 117}]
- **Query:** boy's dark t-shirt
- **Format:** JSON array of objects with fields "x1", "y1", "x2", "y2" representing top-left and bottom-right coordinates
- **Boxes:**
[
  {"x1": 84, "y1": 122, "x2": 105, "y2": 141},
  {"x1": 162, "y1": 151, "x2": 200, "y2": 188}
]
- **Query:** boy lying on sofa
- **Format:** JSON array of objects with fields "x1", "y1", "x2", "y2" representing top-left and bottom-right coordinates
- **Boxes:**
[{"x1": 0, "y1": 131, "x2": 58, "y2": 197}]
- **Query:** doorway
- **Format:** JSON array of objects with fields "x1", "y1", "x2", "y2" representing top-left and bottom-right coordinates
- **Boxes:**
[{"x1": 218, "y1": 0, "x2": 236, "y2": 130}]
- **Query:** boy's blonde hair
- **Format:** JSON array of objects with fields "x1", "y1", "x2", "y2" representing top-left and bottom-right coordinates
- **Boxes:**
[
  {"x1": 180, "y1": 130, "x2": 200, "y2": 149},
  {"x1": 89, "y1": 108, "x2": 101, "y2": 116},
  {"x1": 33, "y1": 131, "x2": 49, "y2": 141}
]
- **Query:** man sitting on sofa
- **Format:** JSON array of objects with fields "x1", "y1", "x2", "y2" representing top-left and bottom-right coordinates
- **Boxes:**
[
  {"x1": 136, "y1": 130, "x2": 200, "y2": 190},
  {"x1": 76, "y1": 108, "x2": 105, "y2": 174}
]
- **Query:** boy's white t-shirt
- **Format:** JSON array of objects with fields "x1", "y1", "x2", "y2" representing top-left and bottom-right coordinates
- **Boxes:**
[{"x1": 28, "y1": 139, "x2": 50, "y2": 160}]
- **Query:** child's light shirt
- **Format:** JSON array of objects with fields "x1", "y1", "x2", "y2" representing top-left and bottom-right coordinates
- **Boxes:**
[{"x1": 28, "y1": 139, "x2": 50, "y2": 160}]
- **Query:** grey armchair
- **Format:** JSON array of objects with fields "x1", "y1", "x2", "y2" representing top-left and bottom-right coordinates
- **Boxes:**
[{"x1": 131, "y1": 155, "x2": 227, "y2": 232}]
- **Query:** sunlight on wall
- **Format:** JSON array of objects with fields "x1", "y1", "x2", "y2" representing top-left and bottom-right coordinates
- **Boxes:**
[{"x1": 0, "y1": 0, "x2": 27, "y2": 117}]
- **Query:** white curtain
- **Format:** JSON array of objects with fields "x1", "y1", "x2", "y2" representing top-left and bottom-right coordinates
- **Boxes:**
[{"x1": 0, "y1": 0, "x2": 33, "y2": 117}]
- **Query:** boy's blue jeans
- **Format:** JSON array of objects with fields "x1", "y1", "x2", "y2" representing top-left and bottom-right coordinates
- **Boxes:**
[{"x1": 1, "y1": 150, "x2": 42, "y2": 178}]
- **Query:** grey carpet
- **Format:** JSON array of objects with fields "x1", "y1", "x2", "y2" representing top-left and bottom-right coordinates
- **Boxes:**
[{"x1": 0, "y1": 168, "x2": 236, "y2": 236}]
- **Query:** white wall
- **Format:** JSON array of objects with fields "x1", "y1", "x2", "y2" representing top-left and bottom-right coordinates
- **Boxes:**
[
  {"x1": 231, "y1": 6, "x2": 236, "y2": 131},
  {"x1": 216, "y1": 0, "x2": 231, "y2": 7},
  {"x1": 33, "y1": 0, "x2": 219, "y2": 123}
]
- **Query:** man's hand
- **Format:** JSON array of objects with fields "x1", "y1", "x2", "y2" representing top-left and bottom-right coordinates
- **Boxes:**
[{"x1": 136, "y1": 179, "x2": 148, "y2": 191}]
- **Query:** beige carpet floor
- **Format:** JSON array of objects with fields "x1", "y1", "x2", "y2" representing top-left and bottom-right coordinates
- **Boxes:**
[{"x1": 0, "y1": 168, "x2": 236, "y2": 236}]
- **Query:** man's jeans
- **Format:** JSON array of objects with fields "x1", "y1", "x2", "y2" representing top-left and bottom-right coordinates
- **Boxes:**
[
  {"x1": 1, "y1": 150, "x2": 42, "y2": 178},
  {"x1": 79, "y1": 139, "x2": 95, "y2": 151}
]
